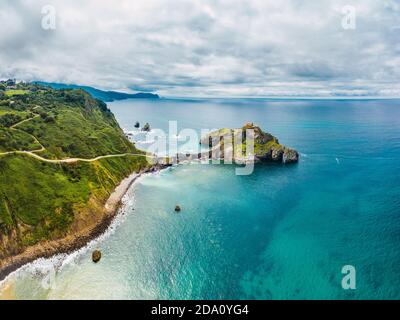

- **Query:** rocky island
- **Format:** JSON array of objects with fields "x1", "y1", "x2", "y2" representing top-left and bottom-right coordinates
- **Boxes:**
[{"x1": 199, "y1": 123, "x2": 299, "y2": 164}]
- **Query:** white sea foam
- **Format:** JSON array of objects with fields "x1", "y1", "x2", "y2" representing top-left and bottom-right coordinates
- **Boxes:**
[
  {"x1": 0, "y1": 170, "x2": 164, "y2": 289},
  {"x1": 138, "y1": 139, "x2": 156, "y2": 145}
]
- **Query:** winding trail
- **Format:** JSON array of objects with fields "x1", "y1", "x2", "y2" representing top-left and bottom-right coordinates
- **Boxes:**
[
  {"x1": 0, "y1": 150, "x2": 158, "y2": 163},
  {"x1": 10, "y1": 114, "x2": 40, "y2": 130},
  {"x1": 1, "y1": 110, "x2": 161, "y2": 164}
]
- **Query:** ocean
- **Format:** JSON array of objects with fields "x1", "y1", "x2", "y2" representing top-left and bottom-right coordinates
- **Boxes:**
[{"x1": 1, "y1": 98, "x2": 400, "y2": 299}]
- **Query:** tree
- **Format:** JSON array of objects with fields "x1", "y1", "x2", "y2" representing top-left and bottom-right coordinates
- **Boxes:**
[
  {"x1": 0, "y1": 113, "x2": 23, "y2": 127},
  {"x1": 44, "y1": 115, "x2": 56, "y2": 123}
]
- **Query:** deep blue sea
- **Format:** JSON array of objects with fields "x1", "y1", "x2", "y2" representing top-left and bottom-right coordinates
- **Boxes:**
[{"x1": 2, "y1": 98, "x2": 400, "y2": 299}]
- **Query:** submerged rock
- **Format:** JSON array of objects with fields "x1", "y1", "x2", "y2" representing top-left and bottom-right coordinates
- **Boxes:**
[
  {"x1": 92, "y1": 250, "x2": 102, "y2": 263},
  {"x1": 175, "y1": 205, "x2": 181, "y2": 212}
]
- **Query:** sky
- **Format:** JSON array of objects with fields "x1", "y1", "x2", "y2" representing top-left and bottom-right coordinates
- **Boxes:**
[{"x1": 0, "y1": 0, "x2": 399, "y2": 98}]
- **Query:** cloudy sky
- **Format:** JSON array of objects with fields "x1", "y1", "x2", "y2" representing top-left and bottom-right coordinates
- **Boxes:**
[{"x1": 0, "y1": 0, "x2": 399, "y2": 97}]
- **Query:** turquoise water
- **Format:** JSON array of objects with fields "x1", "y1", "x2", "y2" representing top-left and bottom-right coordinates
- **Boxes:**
[{"x1": 3, "y1": 99, "x2": 400, "y2": 299}]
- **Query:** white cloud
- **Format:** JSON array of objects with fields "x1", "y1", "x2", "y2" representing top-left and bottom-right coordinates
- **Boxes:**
[{"x1": 0, "y1": 0, "x2": 399, "y2": 97}]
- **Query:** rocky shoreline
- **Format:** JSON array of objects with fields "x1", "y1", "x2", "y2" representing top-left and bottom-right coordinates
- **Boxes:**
[{"x1": 0, "y1": 163, "x2": 170, "y2": 283}]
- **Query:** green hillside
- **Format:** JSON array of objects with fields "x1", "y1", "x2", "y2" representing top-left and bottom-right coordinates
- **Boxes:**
[{"x1": 0, "y1": 82, "x2": 151, "y2": 260}]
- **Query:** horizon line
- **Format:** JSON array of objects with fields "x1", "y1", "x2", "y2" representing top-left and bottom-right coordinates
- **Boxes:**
[{"x1": 159, "y1": 95, "x2": 400, "y2": 101}]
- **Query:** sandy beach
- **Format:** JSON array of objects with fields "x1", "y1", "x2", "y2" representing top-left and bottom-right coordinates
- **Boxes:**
[{"x1": 0, "y1": 163, "x2": 170, "y2": 298}]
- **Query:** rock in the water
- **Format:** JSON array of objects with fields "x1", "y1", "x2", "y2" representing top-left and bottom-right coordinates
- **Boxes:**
[
  {"x1": 134, "y1": 121, "x2": 140, "y2": 128},
  {"x1": 175, "y1": 205, "x2": 181, "y2": 212},
  {"x1": 142, "y1": 122, "x2": 151, "y2": 132},
  {"x1": 92, "y1": 250, "x2": 102, "y2": 263},
  {"x1": 283, "y1": 148, "x2": 299, "y2": 163}
]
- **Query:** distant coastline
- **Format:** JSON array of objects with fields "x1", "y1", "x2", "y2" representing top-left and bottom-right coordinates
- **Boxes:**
[{"x1": 33, "y1": 81, "x2": 160, "y2": 102}]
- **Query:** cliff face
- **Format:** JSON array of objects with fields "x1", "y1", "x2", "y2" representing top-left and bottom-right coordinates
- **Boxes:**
[
  {"x1": 0, "y1": 83, "x2": 152, "y2": 273},
  {"x1": 200, "y1": 123, "x2": 299, "y2": 164}
]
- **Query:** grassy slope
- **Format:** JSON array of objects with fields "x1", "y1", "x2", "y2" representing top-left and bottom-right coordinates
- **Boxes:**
[
  {"x1": 0, "y1": 154, "x2": 148, "y2": 247},
  {"x1": 0, "y1": 110, "x2": 29, "y2": 116},
  {"x1": 0, "y1": 84, "x2": 150, "y2": 258},
  {"x1": 4, "y1": 90, "x2": 28, "y2": 97},
  {"x1": 19, "y1": 106, "x2": 135, "y2": 159},
  {"x1": 0, "y1": 127, "x2": 41, "y2": 152}
]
